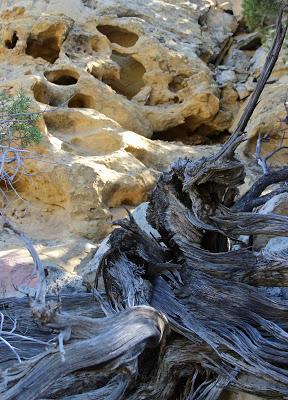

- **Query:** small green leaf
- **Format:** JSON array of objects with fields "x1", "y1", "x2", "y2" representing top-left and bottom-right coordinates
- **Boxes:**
[{"x1": 0, "y1": 89, "x2": 42, "y2": 147}]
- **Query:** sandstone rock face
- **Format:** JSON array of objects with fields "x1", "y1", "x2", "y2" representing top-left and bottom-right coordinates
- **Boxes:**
[
  {"x1": 0, "y1": 0, "x2": 238, "y2": 251},
  {"x1": 233, "y1": 32, "x2": 288, "y2": 163},
  {"x1": 237, "y1": 82, "x2": 288, "y2": 165},
  {"x1": 0, "y1": 0, "x2": 230, "y2": 139},
  {"x1": 253, "y1": 192, "x2": 288, "y2": 250},
  {"x1": 215, "y1": 0, "x2": 243, "y2": 22},
  {"x1": 3, "y1": 125, "x2": 219, "y2": 241}
]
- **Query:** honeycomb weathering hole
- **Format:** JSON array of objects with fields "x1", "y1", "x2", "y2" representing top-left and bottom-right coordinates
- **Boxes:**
[
  {"x1": 68, "y1": 94, "x2": 95, "y2": 108},
  {"x1": 5, "y1": 32, "x2": 18, "y2": 49},
  {"x1": 44, "y1": 69, "x2": 79, "y2": 85},
  {"x1": 33, "y1": 81, "x2": 63, "y2": 106},
  {"x1": 168, "y1": 74, "x2": 189, "y2": 93},
  {"x1": 103, "y1": 51, "x2": 145, "y2": 100},
  {"x1": 97, "y1": 25, "x2": 139, "y2": 47},
  {"x1": 26, "y1": 25, "x2": 63, "y2": 63}
]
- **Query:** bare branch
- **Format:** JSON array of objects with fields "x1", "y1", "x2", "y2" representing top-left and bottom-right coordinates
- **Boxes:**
[
  {"x1": 256, "y1": 131, "x2": 288, "y2": 175},
  {"x1": 233, "y1": 166, "x2": 288, "y2": 212},
  {"x1": 1, "y1": 216, "x2": 47, "y2": 305}
]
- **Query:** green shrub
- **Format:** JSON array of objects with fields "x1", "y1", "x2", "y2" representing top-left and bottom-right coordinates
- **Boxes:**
[
  {"x1": 242, "y1": 0, "x2": 279, "y2": 32},
  {"x1": 242, "y1": 0, "x2": 288, "y2": 63},
  {"x1": 0, "y1": 90, "x2": 42, "y2": 200},
  {"x1": 0, "y1": 89, "x2": 41, "y2": 147}
]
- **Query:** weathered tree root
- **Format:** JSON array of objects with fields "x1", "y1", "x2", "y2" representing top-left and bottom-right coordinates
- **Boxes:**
[
  {"x1": 98, "y1": 145, "x2": 288, "y2": 399},
  {"x1": 1, "y1": 302, "x2": 168, "y2": 400}
]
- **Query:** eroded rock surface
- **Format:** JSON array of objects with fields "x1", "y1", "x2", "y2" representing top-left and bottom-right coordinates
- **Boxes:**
[
  {"x1": 237, "y1": 82, "x2": 288, "y2": 165},
  {"x1": 0, "y1": 1, "x2": 232, "y2": 139},
  {"x1": 0, "y1": 0, "x2": 238, "y2": 253},
  {"x1": 253, "y1": 192, "x2": 288, "y2": 250}
]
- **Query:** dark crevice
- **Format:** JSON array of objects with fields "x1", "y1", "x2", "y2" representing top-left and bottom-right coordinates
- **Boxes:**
[
  {"x1": 152, "y1": 124, "x2": 230, "y2": 146},
  {"x1": 168, "y1": 75, "x2": 189, "y2": 93},
  {"x1": 44, "y1": 69, "x2": 79, "y2": 85},
  {"x1": 5, "y1": 32, "x2": 18, "y2": 49},
  {"x1": 47, "y1": 75, "x2": 77, "y2": 85},
  {"x1": 237, "y1": 36, "x2": 262, "y2": 51},
  {"x1": 152, "y1": 122, "x2": 209, "y2": 145}
]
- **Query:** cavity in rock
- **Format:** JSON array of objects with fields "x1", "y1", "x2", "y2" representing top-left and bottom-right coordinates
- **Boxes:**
[
  {"x1": 26, "y1": 25, "x2": 63, "y2": 63},
  {"x1": 97, "y1": 25, "x2": 139, "y2": 47},
  {"x1": 5, "y1": 32, "x2": 18, "y2": 49},
  {"x1": 68, "y1": 94, "x2": 94, "y2": 108},
  {"x1": 103, "y1": 51, "x2": 145, "y2": 100},
  {"x1": 44, "y1": 69, "x2": 79, "y2": 85},
  {"x1": 33, "y1": 81, "x2": 63, "y2": 106}
]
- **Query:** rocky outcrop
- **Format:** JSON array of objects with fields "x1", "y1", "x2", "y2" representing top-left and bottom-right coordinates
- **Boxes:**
[
  {"x1": 237, "y1": 82, "x2": 288, "y2": 165},
  {"x1": 233, "y1": 31, "x2": 288, "y2": 164},
  {"x1": 0, "y1": 0, "x2": 240, "y2": 249},
  {"x1": 0, "y1": 1, "x2": 235, "y2": 139},
  {"x1": 253, "y1": 192, "x2": 288, "y2": 250},
  {"x1": 4, "y1": 124, "x2": 219, "y2": 240}
]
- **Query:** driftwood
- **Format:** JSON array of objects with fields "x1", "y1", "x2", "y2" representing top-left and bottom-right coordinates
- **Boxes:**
[{"x1": 1, "y1": 4, "x2": 288, "y2": 400}]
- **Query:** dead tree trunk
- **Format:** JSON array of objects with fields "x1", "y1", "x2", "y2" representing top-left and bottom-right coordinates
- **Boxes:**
[{"x1": 1, "y1": 4, "x2": 288, "y2": 400}]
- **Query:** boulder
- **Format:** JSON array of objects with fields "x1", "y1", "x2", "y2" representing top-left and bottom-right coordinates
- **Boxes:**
[
  {"x1": 253, "y1": 192, "x2": 288, "y2": 250},
  {"x1": 236, "y1": 83, "x2": 288, "y2": 165}
]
